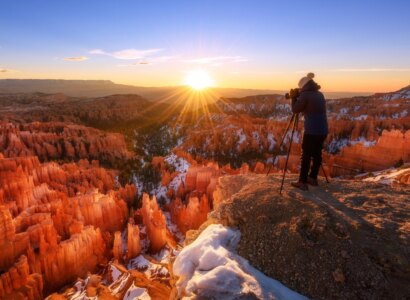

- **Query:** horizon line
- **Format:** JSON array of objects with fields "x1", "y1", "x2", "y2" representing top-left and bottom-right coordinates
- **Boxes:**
[{"x1": 0, "y1": 77, "x2": 382, "y2": 95}]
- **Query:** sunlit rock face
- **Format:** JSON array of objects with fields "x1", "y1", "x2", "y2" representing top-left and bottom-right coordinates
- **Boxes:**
[
  {"x1": 0, "y1": 153, "x2": 137, "y2": 298},
  {"x1": 169, "y1": 195, "x2": 210, "y2": 234},
  {"x1": 328, "y1": 129, "x2": 410, "y2": 175},
  {"x1": 0, "y1": 255, "x2": 43, "y2": 300},
  {"x1": 176, "y1": 86, "x2": 410, "y2": 177},
  {"x1": 139, "y1": 194, "x2": 167, "y2": 253},
  {"x1": 127, "y1": 222, "x2": 141, "y2": 259},
  {"x1": 0, "y1": 121, "x2": 133, "y2": 164}
]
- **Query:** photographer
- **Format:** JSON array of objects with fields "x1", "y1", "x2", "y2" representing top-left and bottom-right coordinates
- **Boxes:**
[{"x1": 290, "y1": 73, "x2": 328, "y2": 191}]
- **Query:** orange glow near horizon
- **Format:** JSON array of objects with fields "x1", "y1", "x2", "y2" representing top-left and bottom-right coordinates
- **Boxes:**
[{"x1": 1, "y1": 68, "x2": 409, "y2": 94}]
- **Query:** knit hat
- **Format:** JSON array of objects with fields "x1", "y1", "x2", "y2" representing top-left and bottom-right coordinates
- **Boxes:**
[{"x1": 298, "y1": 72, "x2": 315, "y2": 89}]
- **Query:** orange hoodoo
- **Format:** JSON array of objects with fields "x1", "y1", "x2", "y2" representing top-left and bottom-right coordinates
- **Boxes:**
[{"x1": 140, "y1": 194, "x2": 167, "y2": 253}]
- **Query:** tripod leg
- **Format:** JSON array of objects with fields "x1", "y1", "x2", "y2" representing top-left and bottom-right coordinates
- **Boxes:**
[
  {"x1": 280, "y1": 114, "x2": 299, "y2": 194},
  {"x1": 321, "y1": 163, "x2": 330, "y2": 183},
  {"x1": 266, "y1": 114, "x2": 295, "y2": 176}
]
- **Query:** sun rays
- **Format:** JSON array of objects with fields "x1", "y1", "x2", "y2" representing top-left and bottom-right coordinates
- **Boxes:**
[{"x1": 134, "y1": 70, "x2": 253, "y2": 143}]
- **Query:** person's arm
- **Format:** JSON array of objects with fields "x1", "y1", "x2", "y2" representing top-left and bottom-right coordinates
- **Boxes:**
[{"x1": 291, "y1": 93, "x2": 307, "y2": 113}]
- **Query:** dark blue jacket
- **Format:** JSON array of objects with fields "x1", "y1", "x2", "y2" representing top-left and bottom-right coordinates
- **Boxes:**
[{"x1": 291, "y1": 80, "x2": 328, "y2": 135}]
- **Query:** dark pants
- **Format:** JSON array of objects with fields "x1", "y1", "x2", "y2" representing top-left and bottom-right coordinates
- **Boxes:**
[{"x1": 299, "y1": 133, "x2": 327, "y2": 183}]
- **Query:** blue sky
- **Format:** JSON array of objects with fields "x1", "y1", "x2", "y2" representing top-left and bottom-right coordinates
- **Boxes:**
[{"x1": 1, "y1": 0, "x2": 409, "y2": 91}]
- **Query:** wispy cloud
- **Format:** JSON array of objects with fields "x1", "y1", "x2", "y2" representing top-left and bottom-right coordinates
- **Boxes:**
[
  {"x1": 296, "y1": 68, "x2": 410, "y2": 75},
  {"x1": 90, "y1": 48, "x2": 163, "y2": 60},
  {"x1": 183, "y1": 56, "x2": 248, "y2": 66},
  {"x1": 117, "y1": 55, "x2": 180, "y2": 67},
  {"x1": 63, "y1": 56, "x2": 89, "y2": 61},
  {"x1": 332, "y1": 68, "x2": 410, "y2": 72},
  {"x1": 0, "y1": 68, "x2": 17, "y2": 73}
]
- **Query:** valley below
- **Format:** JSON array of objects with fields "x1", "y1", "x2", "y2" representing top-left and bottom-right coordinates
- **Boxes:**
[{"x1": 0, "y1": 83, "x2": 409, "y2": 299}]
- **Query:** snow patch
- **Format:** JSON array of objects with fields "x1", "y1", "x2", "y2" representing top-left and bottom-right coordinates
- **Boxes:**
[
  {"x1": 123, "y1": 283, "x2": 151, "y2": 300},
  {"x1": 327, "y1": 138, "x2": 349, "y2": 154},
  {"x1": 173, "y1": 224, "x2": 307, "y2": 300},
  {"x1": 362, "y1": 167, "x2": 410, "y2": 185},
  {"x1": 353, "y1": 114, "x2": 368, "y2": 121},
  {"x1": 236, "y1": 129, "x2": 247, "y2": 149},
  {"x1": 128, "y1": 255, "x2": 169, "y2": 278},
  {"x1": 267, "y1": 133, "x2": 276, "y2": 151},
  {"x1": 350, "y1": 137, "x2": 376, "y2": 147}
]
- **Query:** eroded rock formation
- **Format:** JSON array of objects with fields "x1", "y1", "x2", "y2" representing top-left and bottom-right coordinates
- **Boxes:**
[
  {"x1": 0, "y1": 122, "x2": 133, "y2": 165},
  {"x1": 0, "y1": 153, "x2": 136, "y2": 298},
  {"x1": 139, "y1": 194, "x2": 167, "y2": 253}
]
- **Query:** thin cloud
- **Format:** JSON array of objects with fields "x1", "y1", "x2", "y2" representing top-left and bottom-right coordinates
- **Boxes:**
[
  {"x1": 63, "y1": 56, "x2": 89, "y2": 61},
  {"x1": 333, "y1": 68, "x2": 410, "y2": 72},
  {"x1": 117, "y1": 55, "x2": 180, "y2": 67},
  {"x1": 0, "y1": 68, "x2": 17, "y2": 73},
  {"x1": 296, "y1": 68, "x2": 410, "y2": 74},
  {"x1": 90, "y1": 48, "x2": 163, "y2": 59},
  {"x1": 183, "y1": 56, "x2": 248, "y2": 65}
]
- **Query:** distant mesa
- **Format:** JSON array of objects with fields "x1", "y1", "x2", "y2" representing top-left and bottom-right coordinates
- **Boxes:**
[{"x1": 0, "y1": 79, "x2": 372, "y2": 99}]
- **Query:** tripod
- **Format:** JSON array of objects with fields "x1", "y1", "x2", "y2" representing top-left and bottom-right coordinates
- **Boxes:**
[{"x1": 266, "y1": 113, "x2": 329, "y2": 195}]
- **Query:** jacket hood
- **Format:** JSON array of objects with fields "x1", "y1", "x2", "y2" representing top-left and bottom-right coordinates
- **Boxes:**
[{"x1": 301, "y1": 80, "x2": 321, "y2": 92}]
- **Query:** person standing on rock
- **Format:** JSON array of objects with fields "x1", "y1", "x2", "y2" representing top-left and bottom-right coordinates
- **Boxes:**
[{"x1": 290, "y1": 73, "x2": 328, "y2": 191}]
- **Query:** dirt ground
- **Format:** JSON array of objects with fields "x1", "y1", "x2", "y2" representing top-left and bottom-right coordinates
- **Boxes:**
[{"x1": 209, "y1": 174, "x2": 410, "y2": 299}]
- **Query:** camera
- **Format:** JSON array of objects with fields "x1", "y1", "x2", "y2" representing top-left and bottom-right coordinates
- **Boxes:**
[{"x1": 285, "y1": 88, "x2": 300, "y2": 100}]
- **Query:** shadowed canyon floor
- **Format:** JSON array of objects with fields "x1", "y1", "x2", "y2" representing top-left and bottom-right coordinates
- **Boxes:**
[{"x1": 209, "y1": 174, "x2": 410, "y2": 299}]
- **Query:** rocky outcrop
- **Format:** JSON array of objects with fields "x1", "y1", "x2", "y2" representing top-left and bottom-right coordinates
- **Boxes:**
[{"x1": 210, "y1": 174, "x2": 410, "y2": 299}]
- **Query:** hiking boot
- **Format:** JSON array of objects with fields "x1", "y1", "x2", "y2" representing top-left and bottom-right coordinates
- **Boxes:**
[
  {"x1": 291, "y1": 181, "x2": 309, "y2": 191},
  {"x1": 307, "y1": 177, "x2": 319, "y2": 186}
]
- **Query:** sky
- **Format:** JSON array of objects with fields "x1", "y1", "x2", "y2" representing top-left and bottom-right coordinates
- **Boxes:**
[{"x1": 1, "y1": 0, "x2": 409, "y2": 92}]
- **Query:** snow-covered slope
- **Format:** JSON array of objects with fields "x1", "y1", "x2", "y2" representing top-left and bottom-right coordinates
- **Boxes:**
[{"x1": 173, "y1": 224, "x2": 307, "y2": 300}]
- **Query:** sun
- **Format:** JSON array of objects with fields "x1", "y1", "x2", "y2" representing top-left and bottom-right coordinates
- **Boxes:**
[{"x1": 184, "y1": 69, "x2": 215, "y2": 90}]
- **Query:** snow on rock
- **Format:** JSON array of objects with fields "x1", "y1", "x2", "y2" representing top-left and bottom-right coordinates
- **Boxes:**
[
  {"x1": 68, "y1": 277, "x2": 94, "y2": 300},
  {"x1": 283, "y1": 131, "x2": 300, "y2": 145},
  {"x1": 267, "y1": 133, "x2": 276, "y2": 151},
  {"x1": 110, "y1": 264, "x2": 123, "y2": 282},
  {"x1": 151, "y1": 183, "x2": 168, "y2": 202},
  {"x1": 132, "y1": 175, "x2": 144, "y2": 198},
  {"x1": 236, "y1": 129, "x2": 247, "y2": 148},
  {"x1": 340, "y1": 107, "x2": 348, "y2": 114},
  {"x1": 275, "y1": 103, "x2": 291, "y2": 113},
  {"x1": 153, "y1": 154, "x2": 190, "y2": 202},
  {"x1": 353, "y1": 114, "x2": 368, "y2": 121},
  {"x1": 165, "y1": 153, "x2": 190, "y2": 173},
  {"x1": 361, "y1": 167, "x2": 410, "y2": 185},
  {"x1": 350, "y1": 137, "x2": 376, "y2": 147},
  {"x1": 166, "y1": 154, "x2": 190, "y2": 193},
  {"x1": 128, "y1": 255, "x2": 169, "y2": 278},
  {"x1": 173, "y1": 224, "x2": 307, "y2": 300},
  {"x1": 109, "y1": 271, "x2": 130, "y2": 295},
  {"x1": 164, "y1": 211, "x2": 185, "y2": 243},
  {"x1": 327, "y1": 138, "x2": 349, "y2": 154},
  {"x1": 123, "y1": 283, "x2": 151, "y2": 300}
]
